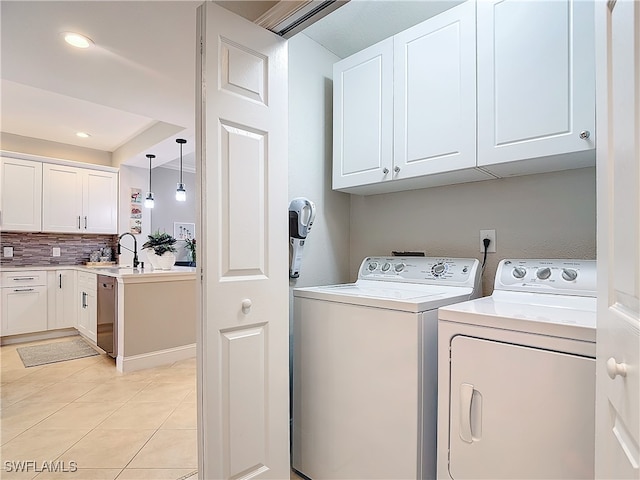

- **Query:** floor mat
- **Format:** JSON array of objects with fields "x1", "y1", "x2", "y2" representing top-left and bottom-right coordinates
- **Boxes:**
[{"x1": 17, "y1": 337, "x2": 99, "y2": 367}]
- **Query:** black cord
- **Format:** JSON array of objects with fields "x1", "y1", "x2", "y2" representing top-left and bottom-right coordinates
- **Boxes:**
[{"x1": 482, "y1": 237, "x2": 491, "y2": 269}]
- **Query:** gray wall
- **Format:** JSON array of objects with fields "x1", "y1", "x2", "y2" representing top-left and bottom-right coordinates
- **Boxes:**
[{"x1": 349, "y1": 167, "x2": 597, "y2": 295}]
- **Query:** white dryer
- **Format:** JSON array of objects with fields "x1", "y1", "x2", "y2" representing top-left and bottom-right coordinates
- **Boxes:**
[
  {"x1": 436, "y1": 259, "x2": 597, "y2": 480},
  {"x1": 292, "y1": 256, "x2": 481, "y2": 480}
]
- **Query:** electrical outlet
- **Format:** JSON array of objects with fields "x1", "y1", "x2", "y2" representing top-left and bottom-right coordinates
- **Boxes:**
[
  {"x1": 3, "y1": 246, "x2": 13, "y2": 258},
  {"x1": 480, "y1": 229, "x2": 497, "y2": 253},
  {"x1": 52, "y1": 247, "x2": 61, "y2": 257}
]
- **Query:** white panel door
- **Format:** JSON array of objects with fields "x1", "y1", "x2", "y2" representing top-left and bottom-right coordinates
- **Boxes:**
[
  {"x1": 0, "y1": 157, "x2": 42, "y2": 232},
  {"x1": 83, "y1": 170, "x2": 118, "y2": 234},
  {"x1": 449, "y1": 336, "x2": 595, "y2": 479},
  {"x1": 53, "y1": 270, "x2": 77, "y2": 330},
  {"x1": 42, "y1": 164, "x2": 82, "y2": 233},
  {"x1": 477, "y1": 0, "x2": 595, "y2": 167},
  {"x1": 333, "y1": 38, "x2": 393, "y2": 190},
  {"x1": 197, "y1": 4, "x2": 289, "y2": 479},
  {"x1": 394, "y1": 0, "x2": 476, "y2": 177},
  {"x1": 595, "y1": 0, "x2": 640, "y2": 477}
]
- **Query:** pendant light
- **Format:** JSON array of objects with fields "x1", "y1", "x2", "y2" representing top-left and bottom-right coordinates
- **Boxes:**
[
  {"x1": 144, "y1": 154, "x2": 155, "y2": 209},
  {"x1": 175, "y1": 138, "x2": 187, "y2": 202}
]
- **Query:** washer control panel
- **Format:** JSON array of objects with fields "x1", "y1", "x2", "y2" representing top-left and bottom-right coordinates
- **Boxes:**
[
  {"x1": 495, "y1": 259, "x2": 596, "y2": 296},
  {"x1": 358, "y1": 257, "x2": 479, "y2": 286}
]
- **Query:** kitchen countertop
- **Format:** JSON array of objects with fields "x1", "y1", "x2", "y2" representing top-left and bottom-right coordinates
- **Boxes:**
[{"x1": 1, "y1": 264, "x2": 196, "y2": 282}]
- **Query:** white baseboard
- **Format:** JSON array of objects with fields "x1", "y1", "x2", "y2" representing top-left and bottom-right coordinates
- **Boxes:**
[
  {"x1": 116, "y1": 343, "x2": 196, "y2": 373},
  {"x1": 1, "y1": 328, "x2": 78, "y2": 346}
]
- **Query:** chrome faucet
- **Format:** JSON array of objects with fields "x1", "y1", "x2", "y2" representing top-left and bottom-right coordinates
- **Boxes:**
[{"x1": 117, "y1": 232, "x2": 139, "y2": 268}]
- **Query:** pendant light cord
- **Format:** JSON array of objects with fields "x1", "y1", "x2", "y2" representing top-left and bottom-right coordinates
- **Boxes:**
[
  {"x1": 149, "y1": 155, "x2": 152, "y2": 191},
  {"x1": 179, "y1": 141, "x2": 183, "y2": 184}
]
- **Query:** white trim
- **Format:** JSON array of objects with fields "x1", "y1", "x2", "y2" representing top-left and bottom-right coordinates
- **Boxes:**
[
  {"x1": 0, "y1": 328, "x2": 77, "y2": 346},
  {"x1": 1, "y1": 150, "x2": 119, "y2": 173},
  {"x1": 116, "y1": 343, "x2": 196, "y2": 373}
]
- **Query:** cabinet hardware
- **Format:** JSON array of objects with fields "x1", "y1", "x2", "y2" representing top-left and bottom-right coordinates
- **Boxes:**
[
  {"x1": 394, "y1": 166, "x2": 401, "y2": 173},
  {"x1": 59, "y1": 274, "x2": 62, "y2": 289},
  {"x1": 77, "y1": 216, "x2": 81, "y2": 229},
  {"x1": 84, "y1": 216, "x2": 88, "y2": 229},
  {"x1": 14, "y1": 288, "x2": 34, "y2": 292},
  {"x1": 82, "y1": 291, "x2": 87, "y2": 308},
  {"x1": 12, "y1": 277, "x2": 35, "y2": 281},
  {"x1": 382, "y1": 168, "x2": 389, "y2": 174}
]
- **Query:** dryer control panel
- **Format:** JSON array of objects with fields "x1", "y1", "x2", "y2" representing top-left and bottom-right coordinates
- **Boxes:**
[
  {"x1": 359, "y1": 257, "x2": 480, "y2": 287},
  {"x1": 495, "y1": 259, "x2": 597, "y2": 296}
]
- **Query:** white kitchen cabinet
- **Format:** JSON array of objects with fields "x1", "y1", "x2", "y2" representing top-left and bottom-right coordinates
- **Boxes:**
[
  {"x1": 333, "y1": 37, "x2": 393, "y2": 191},
  {"x1": 42, "y1": 163, "x2": 118, "y2": 234},
  {"x1": 476, "y1": 0, "x2": 595, "y2": 176},
  {"x1": 77, "y1": 271, "x2": 97, "y2": 343},
  {"x1": 0, "y1": 157, "x2": 42, "y2": 232},
  {"x1": 0, "y1": 271, "x2": 48, "y2": 336},
  {"x1": 393, "y1": 1, "x2": 477, "y2": 178},
  {"x1": 48, "y1": 270, "x2": 77, "y2": 330}
]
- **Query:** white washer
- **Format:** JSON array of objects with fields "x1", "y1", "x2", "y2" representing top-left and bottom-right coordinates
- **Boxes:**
[
  {"x1": 436, "y1": 259, "x2": 597, "y2": 480},
  {"x1": 292, "y1": 256, "x2": 481, "y2": 480}
]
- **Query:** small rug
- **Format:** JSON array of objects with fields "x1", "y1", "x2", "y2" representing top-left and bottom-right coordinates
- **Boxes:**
[{"x1": 17, "y1": 338, "x2": 99, "y2": 368}]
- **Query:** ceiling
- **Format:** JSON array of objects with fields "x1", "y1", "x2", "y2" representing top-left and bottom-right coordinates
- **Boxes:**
[{"x1": 0, "y1": 1, "x2": 460, "y2": 173}]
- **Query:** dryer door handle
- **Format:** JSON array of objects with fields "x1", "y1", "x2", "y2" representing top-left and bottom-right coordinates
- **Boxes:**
[{"x1": 459, "y1": 383, "x2": 475, "y2": 443}]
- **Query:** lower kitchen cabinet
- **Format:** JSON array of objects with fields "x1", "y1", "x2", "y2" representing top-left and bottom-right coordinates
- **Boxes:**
[
  {"x1": 77, "y1": 271, "x2": 97, "y2": 343},
  {"x1": 0, "y1": 271, "x2": 48, "y2": 336},
  {"x1": 48, "y1": 270, "x2": 77, "y2": 330}
]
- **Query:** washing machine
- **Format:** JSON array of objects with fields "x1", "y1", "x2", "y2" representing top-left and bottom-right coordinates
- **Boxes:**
[
  {"x1": 292, "y1": 256, "x2": 482, "y2": 480},
  {"x1": 436, "y1": 259, "x2": 597, "y2": 480}
]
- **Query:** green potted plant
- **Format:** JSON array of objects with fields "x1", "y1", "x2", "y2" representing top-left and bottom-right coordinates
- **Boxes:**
[{"x1": 142, "y1": 230, "x2": 177, "y2": 270}]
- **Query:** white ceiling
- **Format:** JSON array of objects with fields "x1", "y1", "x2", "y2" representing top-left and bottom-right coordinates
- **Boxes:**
[{"x1": 0, "y1": 1, "x2": 460, "y2": 172}]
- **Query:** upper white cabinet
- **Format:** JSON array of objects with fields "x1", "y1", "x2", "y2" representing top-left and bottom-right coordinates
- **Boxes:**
[
  {"x1": 393, "y1": 1, "x2": 477, "y2": 178},
  {"x1": 476, "y1": 0, "x2": 595, "y2": 176},
  {"x1": 0, "y1": 157, "x2": 42, "y2": 232},
  {"x1": 42, "y1": 163, "x2": 118, "y2": 234},
  {"x1": 333, "y1": 38, "x2": 393, "y2": 191}
]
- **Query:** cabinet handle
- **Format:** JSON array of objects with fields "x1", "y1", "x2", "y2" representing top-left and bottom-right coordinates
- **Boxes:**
[
  {"x1": 382, "y1": 168, "x2": 389, "y2": 174},
  {"x1": 579, "y1": 130, "x2": 591, "y2": 139},
  {"x1": 13, "y1": 288, "x2": 34, "y2": 292},
  {"x1": 82, "y1": 292, "x2": 87, "y2": 308},
  {"x1": 84, "y1": 216, "x2": 88, "y2": 229},
  {"x1": 77, "y1": 216, "x2": 81, "y2": 229},
  {"x1": 59, "y1": 273, "x2": 62, "y2": 289},
  {"x1": 12, "y1": 277, "x2": 35, "y2": 281},
  {"x1": 394, "y1": 166, "x2": 401, "y2": 173}
]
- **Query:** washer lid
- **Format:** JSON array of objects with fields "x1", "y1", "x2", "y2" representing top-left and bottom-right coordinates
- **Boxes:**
[
  {"x1": 438, "y1": 293, "x2": 596, "y2": 343},
  {"x1": 294, "y1": 280, "x2": 475, "y2": 313}
]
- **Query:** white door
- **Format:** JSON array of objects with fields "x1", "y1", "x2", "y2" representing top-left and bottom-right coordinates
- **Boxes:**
[
  {"x1": 83, "y1": 170, "x2": 118, "y2": 234},
  {"x1": 594, "y1": 0, "x2": 640, "y2": 478},
  {"x1": 394, "y1": 0, "x2": 476, "y2": 177},
  {"x1": 42, "y1": 164, "x2": 82, "y2": 232},
  {"x1": 0, "y1": 157, "x2": 42, "y2": 232},
  {"x1": 197, "y1": 4, "x2": 289, "y2": 479}
]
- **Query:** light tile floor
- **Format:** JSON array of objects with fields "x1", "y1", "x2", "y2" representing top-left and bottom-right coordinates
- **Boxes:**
[{"x1": 1, "y1": 336, "x2": 197, "y2": 480}]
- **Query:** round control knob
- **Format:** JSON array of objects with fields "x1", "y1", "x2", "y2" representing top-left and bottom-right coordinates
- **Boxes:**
[
  {"x1": 381, "y1": 263, "x2": 391, "y2": 272},
  {"x1": 561, "y1": 268, "x2": 578, "y2": 281},
  {"x1": 367, "y1": 262, "x2": 378, "y2": 271},
  {"x1": 606, "y1": 357, "x2": 628, "y2": 379},
  {"x1": 537, "y1": 267, "x2": 552, "y2": 280},
  {"x1": 512, "y1": 267, "x2": 527, "y2": 279},
  {"x1": 433, "y1": 263, "x2": 446, "y2": 276},
  {"x1": 394, "y1": 263, "x2": 405, "y2": 273}
]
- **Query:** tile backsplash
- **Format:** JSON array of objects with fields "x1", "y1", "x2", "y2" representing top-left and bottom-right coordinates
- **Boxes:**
[{"x1": 0, "y1": 232, "x2": 118, "y2": 267}]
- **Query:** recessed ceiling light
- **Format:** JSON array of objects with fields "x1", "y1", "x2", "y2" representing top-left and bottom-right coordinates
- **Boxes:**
[
  {"x1": 63, "y1": 32, "x2": 94, "y2": 49},
  {"x1": 76, "y1": 132, "x2": 91, "y2": 138}
]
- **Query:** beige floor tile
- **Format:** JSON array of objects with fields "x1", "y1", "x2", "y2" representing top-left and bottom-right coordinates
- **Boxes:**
[
  {"x1": 1, "y1": 381, "x2": 54, "y2": 408},
  {"x1": 20, "y1": 382, "x2": 99, "y2": 404},
  {"x1": 11, "y1": 363, "x2": 90, "y2": 384},
  {"x1": 97, "y1": 402, "x2": 177, "y2": 430},
  {"x1": 127, "y1": 430, "x2": 197, "y2": 469},
  {"x1": 129, "y1": 383, "x2": 193, "y2": 404},
  {"x1": 0, "y1": 402, "x2": 68, "y2": 442},
  {"x1": 34, "y1": 468, "x2": 122, "y2": 479},
  {"x1": 1, "y1": 429, "x2": 91, "y2": 465},
  {"x1": 160, "y1": 402, "x2": 196, "y2": 430},
  {"x1": 58, "y1": 429, "x2": 155, "y2": 469},
  {"x1": 74, "y1": 381, "x2": 151, "y2": 403},
  {"x1": 115, "y1": 469, "x2": 196, "y2": 480},
  {"x1": 34, "y1": 402, "x2": 122, "y2": 430},
  {"x1": 182, "y1": 391, "x2": 197, "y2": 404},
  {"x1": 1, "y1": 368, "x2": 39, "y2": 384},
  {"x1": 150, "y1": 369, "x2": 195, "y2": 384},
  {"x1": 170, "y1": 357, "x2": 196, "y2": 370},
  {"x1": 0, "y1": 467, "x2": 40, "y2": 480},
  {"x1": 64, "y1": 363, "x2": 122, "y2": 383}
]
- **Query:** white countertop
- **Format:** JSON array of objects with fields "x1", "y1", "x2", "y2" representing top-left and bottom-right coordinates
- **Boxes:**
[{"x1": 1, "y1": 264, "x2": 196, "y2": 282}]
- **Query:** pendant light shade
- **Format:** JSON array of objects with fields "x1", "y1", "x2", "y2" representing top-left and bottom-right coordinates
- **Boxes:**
[
  {"x1": 145, "y1": 154, "x2": 155, "y2": 209},
  {"x1": 175, "y1": 138, "x2": 187, "y2": 202}
]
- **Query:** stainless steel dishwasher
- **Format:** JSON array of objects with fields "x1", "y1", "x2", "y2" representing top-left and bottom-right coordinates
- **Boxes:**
[{"x1": 97, "y1": 275, "x2": 117, "y2": 357}]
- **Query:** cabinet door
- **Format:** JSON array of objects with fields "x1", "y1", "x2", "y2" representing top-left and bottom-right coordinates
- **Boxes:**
[
  {"x1": 42, "y1": 164, "x2": 83, "y2": 233},
  {"x1": 477, "y1": 0, "x2": 595, "y2": 173},
  {"x1": 83, "y1": 170, "x2": 118, "y2": 234},
  {"x1": 51, "y1": 270, "x2": 77, "y2": 330},
  {"x1": 394, "y1": 1, "x2": 476, "y2": 178},
  {"x1": 77, "y1": 272, "x2": 97, "y2": 343},
  {"x1": 0, "y1": 157, "x2": 42, "y2": 232},
  {"x1": 333, "y1": 38, "x2": 393, "y2": 191},
  {"x1": 1, "y1": 286, "x2": 48, "y2": 336}
]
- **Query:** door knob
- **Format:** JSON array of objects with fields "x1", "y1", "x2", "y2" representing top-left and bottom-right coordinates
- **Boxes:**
[
  {"x1": 241, "y1": 299, "x2": 252, "y2": 314},
  {"x1": 382, "y1": 168, "x2": 389, "y2": 174},
  {"x1": 606, "y1": 357, "x2": 627, "y2": 379},
  {"x1": 579, "y1": 130, "x2": 590, "y2": 139},
  {"x1": 394, "y1": 166, "x2": 401, "y2": 173}
]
